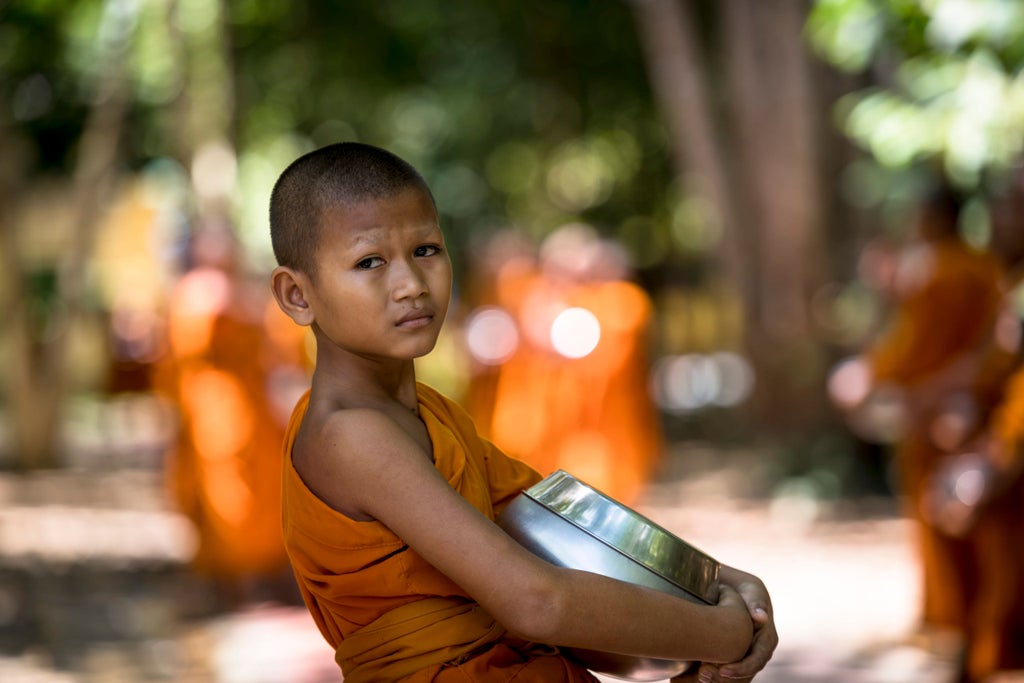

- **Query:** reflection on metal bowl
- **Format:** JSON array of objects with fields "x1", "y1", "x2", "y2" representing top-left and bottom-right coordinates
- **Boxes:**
[{"x1": 496, "y1": 470, "x2": 721, "y2": 682}]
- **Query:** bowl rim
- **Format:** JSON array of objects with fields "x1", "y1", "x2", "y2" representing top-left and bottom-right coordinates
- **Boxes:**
[{"x1": 523, "y1": 470, "x2": 720, "y2": 604}]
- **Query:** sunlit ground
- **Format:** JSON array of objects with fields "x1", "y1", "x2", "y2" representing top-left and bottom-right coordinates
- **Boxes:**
[{"x1": 0, "y1": 402, "x2": 1011, "y2": 683}]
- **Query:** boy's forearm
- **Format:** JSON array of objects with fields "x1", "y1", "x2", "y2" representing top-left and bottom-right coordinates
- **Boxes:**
[{"x1": 544, "y1": 569, "x2": 753, "y2": 664}]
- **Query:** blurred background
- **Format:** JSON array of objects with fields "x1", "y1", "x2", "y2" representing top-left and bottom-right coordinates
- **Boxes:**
[{"x1": 3, "y1": 0, "x2": 1024, "y2": 681}]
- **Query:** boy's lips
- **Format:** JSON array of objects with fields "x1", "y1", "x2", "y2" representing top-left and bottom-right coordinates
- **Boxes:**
[{"x1": 396, "y1": 309, "x2": 435, "y2": 328}]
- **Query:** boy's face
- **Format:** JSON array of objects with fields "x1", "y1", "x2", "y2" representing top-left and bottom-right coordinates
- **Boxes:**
[{"x1": 305, "y1": 186, "x2": 452, "y2": 361}]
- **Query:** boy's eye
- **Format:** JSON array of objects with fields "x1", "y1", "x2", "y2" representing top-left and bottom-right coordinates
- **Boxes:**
[
  {"x1": 415, "y1": 245, "x2": 441, "y2": 257},
  {"x1": 357, "y1": 256, "x2": 385, "y2": 269}
]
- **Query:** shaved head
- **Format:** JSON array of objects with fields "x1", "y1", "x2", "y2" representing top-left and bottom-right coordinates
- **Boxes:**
[{"x1": 269, "y1": 142, "x2": 435, "y2": 276}]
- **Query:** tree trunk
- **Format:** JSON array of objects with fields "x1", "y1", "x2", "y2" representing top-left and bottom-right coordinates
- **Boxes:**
[
  {"x1": 626, "y1": 0, "x2": 750, "y2": 301},
  {"x1": 173, "y1": 0, "x2": 237, "y2": 225},
  {"x1": 630, "y1": 0, "x2": 832, "y2": 433},
  {"x1": 720, "y1": 0, "x2": 829, "y2": 430},
  {"x1": 0, "y1": 7, "x2": 130, "y2": 470}
]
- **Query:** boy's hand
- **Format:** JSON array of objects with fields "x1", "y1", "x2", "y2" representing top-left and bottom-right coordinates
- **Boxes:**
[
  {"x1": 670, "y1": 663, "x2": 754, "y2": 683},
  {"x1": 670, "y1": 663, "x2": 734, "y2": 683},
  {"x1": 714, "y1": 582, "x2": 749, "y2": 617},
  {"x1": 678, "y1": 575, "x2": 777, "y2": 681},
  {"x1": 723, "y1": 578, "x2": 777, "y2": 680},
  {"x1": 671, "y1": 581, "x2": 770, "y2": 683}
]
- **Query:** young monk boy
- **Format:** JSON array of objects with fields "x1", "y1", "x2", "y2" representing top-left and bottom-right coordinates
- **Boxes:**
[{"x1": 268, "y1": 141, "x2": 777, "y2": 683}]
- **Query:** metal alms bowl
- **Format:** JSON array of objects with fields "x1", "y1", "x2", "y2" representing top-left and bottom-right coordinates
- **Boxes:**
[{"x1": 496, "y1": 470, "x2": 721, "y2": 682}]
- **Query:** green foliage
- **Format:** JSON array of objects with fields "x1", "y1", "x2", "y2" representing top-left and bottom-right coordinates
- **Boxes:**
[
  {"x1": 1, "y1": 0, "x2": 92, "y2": 169},
  {"x1": 808, "y1": 0, "x2": 1024, "y2": 195},
  {"x1": 224, "y1": 0, "x2": 676, "y2": 272},
  {"x1": 2, "y1": 0, "x2": 681, "y2": 274}
]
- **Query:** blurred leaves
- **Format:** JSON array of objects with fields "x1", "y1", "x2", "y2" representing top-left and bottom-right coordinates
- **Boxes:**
[
  {"x1": 219, "y1": 0, "x2": 676, "y2": 270},
  {"x1": 808, "y1": 0, "x2": 1024, "y2": 191},
  {"x1": 13, "y1": 0, "x2": 1021, "y2": 458},
  {"x1": 3, "y1": 0, "x2": 684, "y2": 274}
]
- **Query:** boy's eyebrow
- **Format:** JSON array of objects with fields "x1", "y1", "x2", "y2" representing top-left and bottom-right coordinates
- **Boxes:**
[
  {"x1": 347, "y1": 227, "x2": 387, "y2": 249},
  {"x1": 347, "y1": 223, "x2": 443, "y2": 250}
]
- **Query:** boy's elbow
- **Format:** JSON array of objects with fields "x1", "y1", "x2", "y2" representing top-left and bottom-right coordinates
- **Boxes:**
[{"x1": 494, "y1": 573, "x2": 568, "y2": 644}]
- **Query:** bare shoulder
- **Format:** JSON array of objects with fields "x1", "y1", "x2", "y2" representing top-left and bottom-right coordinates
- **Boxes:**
[
  {"x1": 292, "y1": 404, "x2": 427, "y2": 521},
  {"x1": 293, "y1": 396, "x2": 557, "y2": 606}
]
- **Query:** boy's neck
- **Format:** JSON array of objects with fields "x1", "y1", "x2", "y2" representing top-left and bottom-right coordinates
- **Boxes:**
[{"x1": 310, "y1": 355, "x2": 420, "y2": 414}]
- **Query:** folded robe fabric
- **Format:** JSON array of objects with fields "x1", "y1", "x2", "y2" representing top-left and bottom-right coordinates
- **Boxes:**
[
  {"x1": 282, "y1": 382, "x2": 598, "y2": 682},
  {"x1": 335, "y1": 596, "x2": 505, "y2": 682}
]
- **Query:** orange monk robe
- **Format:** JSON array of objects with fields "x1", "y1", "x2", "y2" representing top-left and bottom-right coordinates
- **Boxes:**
[
  {"x1": 460, "y1": 236, "x2": 539, "y2": 428},
  {"x1": 158, "y1": 268, "x2": 310, "y2": 582},
  {"x1": 539, "y1": 279, "x2": 662, "y2": 505},
  {"x1": 481, "y1": 269, "x2": 557, "y2": 469},
  {"x1": 961, "y1": 366, "x2": 1024, "y2": 682},
  {"x1": 462, "y1": 257, "x2": 540, "y2": 432},
  {"x1": 487, "y1": 273, "x2": 663, "y2": 505},
  {"x1": 870, "y1": 240, "x2": 1005, "y2": 385},
  {"x1": 866, "y1": 237, "x2": 1006, "y2": 632},
  {"x1": 282, "y1": 383, "x2": 599, "y2": 683}
]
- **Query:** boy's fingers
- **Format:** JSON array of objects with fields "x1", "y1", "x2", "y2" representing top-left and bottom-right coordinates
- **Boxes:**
[
  {"x1": 671, "y1": 662, "x2": 729, "y2": 683},
  {"x1": 716, "y1": 583, "x2": 746, "y2": 609},
  {"x1": 696, "y1": 663, "x2": 720, "y2": 683},
  {"x1": 734, "y1": 581, "x2": 772, "y2": 620},
  {"x1": 719, "y1": 628, "x2": 779, "y2": 679}
]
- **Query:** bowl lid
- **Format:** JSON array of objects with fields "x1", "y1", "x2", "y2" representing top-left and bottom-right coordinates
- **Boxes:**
[{"x1": 523, "y1": 470, "x2": 720, "y2": 604}]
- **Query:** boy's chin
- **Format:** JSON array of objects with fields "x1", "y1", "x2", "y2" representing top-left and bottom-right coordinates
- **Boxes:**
[{"x1": 403, "y1": 340, "x2": 441, "y2": 360}]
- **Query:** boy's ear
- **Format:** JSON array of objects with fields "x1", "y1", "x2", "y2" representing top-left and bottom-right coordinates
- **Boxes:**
[{"x1": 271, "y1": 266, "x2": 315, "y2": 326}]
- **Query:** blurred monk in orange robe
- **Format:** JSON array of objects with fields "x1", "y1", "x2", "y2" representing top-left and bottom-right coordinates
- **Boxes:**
[
  {"x1": 157, "y1": 224, "x2": 311, "y2": 607},
  {"x1": 927, "y1": 366, "x2": 1024, "y2": 683},
  {"x1": 964, "y1": 367, "x2": 1024, "y2": 682},
  {"x1": 471, "y1": 225, "x2": 663, "y2": 505},
  {"x1": 921, "y1": 175, "x2": 1024, "y2": 683},
  {"x1": 830, "y1": 188, "x2": 1011, "y2": 652},
  {"x1": 459, "y1": 230, "x2": 539, "y2": 427}
]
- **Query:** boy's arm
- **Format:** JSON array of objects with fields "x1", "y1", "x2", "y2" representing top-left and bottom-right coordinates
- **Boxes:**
[{"x1": 303, "y1": 407, "x2": 753, "y2": 664}]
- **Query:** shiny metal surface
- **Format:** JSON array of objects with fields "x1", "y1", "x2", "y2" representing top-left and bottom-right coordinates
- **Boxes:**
[
  {"x1": 496, "y1": 470, "x2": 723, "y2": 681},
  {"x1": 526, "y1": 470, "x2": 720, "y2": 604}
]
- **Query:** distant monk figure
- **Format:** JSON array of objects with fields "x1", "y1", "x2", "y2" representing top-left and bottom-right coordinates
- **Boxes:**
[
  {"x1": 472, "y1": 224, "x2": 664, "y2": 505},
  {"x1": 157, "y1": 223, "x2": 310, "y2": 607},
  {"x1": 920, "y1": 172, "x2": 1024, "y2": 683},
  {"x1": 830, "y1": 186, "x2": 1008, "y2": 657}
]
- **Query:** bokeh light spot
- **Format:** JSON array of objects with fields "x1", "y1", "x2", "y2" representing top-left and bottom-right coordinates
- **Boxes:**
[
  {"x1": 550, "y1": 307, "x2": 601, "y2": 359},
  {"x1": 465, "y1": 307, "x2": 519, "y2": 365}
]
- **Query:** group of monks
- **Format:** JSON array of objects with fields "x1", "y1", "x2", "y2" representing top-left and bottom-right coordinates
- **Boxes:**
[{"x1": 831, "y1": 179, "x2": 1024, "y2": 683}]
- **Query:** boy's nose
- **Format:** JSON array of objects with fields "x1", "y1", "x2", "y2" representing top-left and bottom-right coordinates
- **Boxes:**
[{"x1": 392, "y1": 259, "x2": 429, "y2": 299}]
